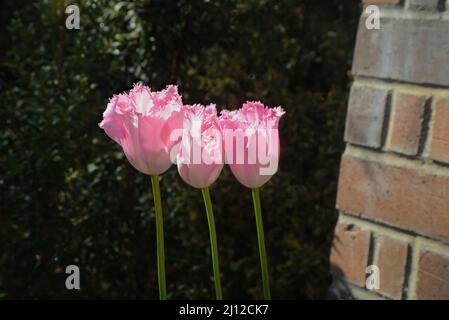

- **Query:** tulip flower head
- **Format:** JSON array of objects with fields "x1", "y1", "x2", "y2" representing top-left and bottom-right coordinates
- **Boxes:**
[
  {"x1": 177, "y1": 104, "x2": 224, "y2": 189},
  {"x1": 219, "y1": 101, "x2": 285, "y2": 188},
  {"x1": 99, "y1": 83, "x2": 184, "y2": 175}
]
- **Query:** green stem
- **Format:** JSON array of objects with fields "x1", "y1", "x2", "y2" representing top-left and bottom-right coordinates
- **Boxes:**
[
  {"x1": 251, "y1": 187, "x2": 271, "y2": 300},
  {"x1": 151, "y1": 175, "x2": 167, "y2": 300},
  {"x1": 201, "y1": 187, "x2": 223, "y2": 300}
]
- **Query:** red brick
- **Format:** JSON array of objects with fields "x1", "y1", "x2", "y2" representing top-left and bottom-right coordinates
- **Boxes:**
[
  {"x1": 388, "y1": 93, "x2": 427, "y2": 156},
  {"x1": 336, "y1": 155, "x2": 449, "y2": 242},
  {"x1": 376, "y1": 236, "x2": 408, "y2": 299},
  {"x1": 344, "y1": 85, "x2": 389, "y2": 148},
  {"x1": 429, "y1": 98, "x2": 449, "y2": 164},
  {"x1": 330, "y1": 223, "x2": 371, "y2": 287},
  {"x1": 416, "y1": 250, "x2": 449, "y2": 299},
  {"x1": 353, "y1": 17, "x2": 449, "y2": 87}
]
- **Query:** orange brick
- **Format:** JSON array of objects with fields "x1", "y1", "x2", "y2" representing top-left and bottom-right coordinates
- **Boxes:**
[
  {"x1": 330, "y1": 223, "x2": 371, "y2": 287},
  {"x1": 376, "y1": 236, "x2": 408, "y2": 299},
  {"x1": 429, "y1": 98, "x2": 449, "y2": 164},
  {"x1": 416, "y1": 250, "x2": 449, "y2": 299},
  {"x1": 388, "y1": 93, "x2": 427, "y2": 156},
  {"x1": 336, "y1": 155, "x2": 449, "y2": 241}
]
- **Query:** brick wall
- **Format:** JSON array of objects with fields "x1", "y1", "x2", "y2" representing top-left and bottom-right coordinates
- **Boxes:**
[{"x1": 329, "y1": 0, "x2": 449, "y2": 300}]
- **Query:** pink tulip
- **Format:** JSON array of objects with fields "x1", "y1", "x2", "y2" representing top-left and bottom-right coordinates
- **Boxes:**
[
  {"x1": 177, "y1": 104, "x2": 225, "y2": 299},
  {"x1": 177, "y1": 104, "x2": 224, "y2": 189},
  {"x1": 220, "y1": 101, "x2": 284, "y2": 299},
  {"x1": 219, "y1": 101, "x2": 285, "y2": 188},
  {"x1": 99, "y1": 83, "x2": 184, "y2": 175}
]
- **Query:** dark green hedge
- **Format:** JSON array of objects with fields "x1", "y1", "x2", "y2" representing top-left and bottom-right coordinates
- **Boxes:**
[{"x1": 0, "y1": 0, "x2": 359, "y2": 299}]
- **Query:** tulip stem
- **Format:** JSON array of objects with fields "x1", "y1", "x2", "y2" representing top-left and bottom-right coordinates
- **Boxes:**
[
  {"x1": 201, "y1": 187, "x2": 223, "y2": 300},
  {"x1": 151, "y1": 175, "x2": 167, "y2": 300},
  {"x1": 251, "y1": 187, "x2": 271, "y2": 300}
]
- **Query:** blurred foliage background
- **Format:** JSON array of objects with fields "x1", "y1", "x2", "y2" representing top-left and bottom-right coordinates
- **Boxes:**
[{"x1": 0, "y1": 0, "x2": 360, "y2": 299}]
